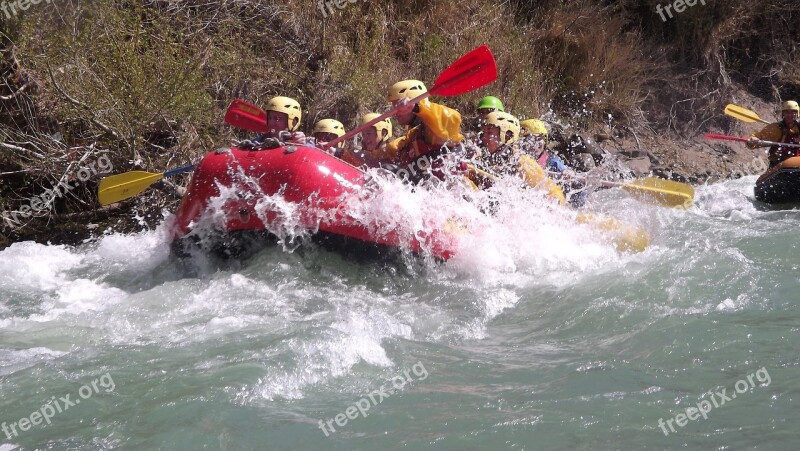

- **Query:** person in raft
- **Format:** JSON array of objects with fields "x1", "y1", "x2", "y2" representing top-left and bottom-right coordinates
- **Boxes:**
[
  {"x1": 519, "y1": 119, "x2": 586, "y2": 208},
  {"x1": 468, "y1": 111, "x2": 565, "y2": 204},
  {"x1": 311, "y1": 119, "x2": 347, "y2": 154},
  {"x1": 386, "y1": 80, "x2": 465, "y2": 183},
  {"x1": 747, "y1": 100, "x2": 800, "y2": 167},
  {"x1": 476, "y1": 95, "x2": 505, "y2": 125},
  {"x1": 338, "y1": 113, "x2": 397, "y2": 169},
  {"x1": 251, "y1": 96, "x2": 307, "y2": 146},
  {"x1": 462, "y1": 95, "x2": 506, "y2": 158}
]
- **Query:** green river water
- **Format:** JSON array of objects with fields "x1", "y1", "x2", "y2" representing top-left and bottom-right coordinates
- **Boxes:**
[{"x1": 1, "y1": 175, "x2": 798, "y2": 450}]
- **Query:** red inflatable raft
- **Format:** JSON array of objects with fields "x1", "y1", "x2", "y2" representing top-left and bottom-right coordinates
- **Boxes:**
[{"x1": 169, "y1": 144, "x2": 462, "y2": 260}]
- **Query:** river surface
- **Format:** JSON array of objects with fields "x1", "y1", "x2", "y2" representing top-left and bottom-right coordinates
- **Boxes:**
[{"x1": 1, "y1": 175, "x2": 798, "y2": 450}]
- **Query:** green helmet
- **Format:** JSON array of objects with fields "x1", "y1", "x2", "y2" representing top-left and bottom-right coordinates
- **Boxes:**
[{"x1": 477, "y1": 96, "x2": 504, "y2": 112}]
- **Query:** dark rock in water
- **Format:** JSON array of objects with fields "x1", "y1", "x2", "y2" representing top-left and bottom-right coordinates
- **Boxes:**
[
  {"x1": 584, "y1": 138, "x2": 605, "y2": 156},
  {"x1": 566, "y1": 134, "x2": 606, "y2": 157},
  {"x1": 594, "y1": 132, "x2": 613, "y2": 143},
  {"x1": 645, "y1": 150, "x2": 661, "y2": 165},
  {"x1": 571, "y1": 153, "x2": 597, "y2": 172},
  {"x1": 621, "y1": 156, "x2": 651, "y2": 177},
  {"x1": 615, "y1": 149, "x2": 648, "y2": 159},
  {"x1": 651, "y1": 167, "x2": 690, "y2": 183}
]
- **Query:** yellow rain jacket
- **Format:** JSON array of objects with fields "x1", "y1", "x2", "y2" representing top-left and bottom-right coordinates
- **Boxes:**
[
  {"x1": 389, "y1": 99, "x2": 464, "y2": 164},
  {"x1": 518, "y1": 154, "x2": 567, "y2": 204},
  {"x1": 467, "y1": 146, "x2": 565, "y2": 204},
  {"x1": 747, "y1": 121, "x2": 800, "y2": 164}
]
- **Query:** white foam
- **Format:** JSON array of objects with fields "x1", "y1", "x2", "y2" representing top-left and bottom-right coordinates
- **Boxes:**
[
  {"x1": 0, "y1": 166, "x2": 672, "y2": 404},
  {"x1": 0, "y1": 347, "x2": 67, "y2": 376},
  {"x1": 693, "y1": 176, "x2": 764, "y2": 220},
  {"x1": 86, "y1": 222, "x2": 172, "y2": 271},
  {"x1": 0, "y1": 242, "x2": 83, "y2": 292}
]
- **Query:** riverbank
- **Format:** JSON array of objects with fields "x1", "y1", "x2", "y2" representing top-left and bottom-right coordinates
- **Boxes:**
[{"x1": 1, "y1": 0, "x2": 797, "y2": 249}]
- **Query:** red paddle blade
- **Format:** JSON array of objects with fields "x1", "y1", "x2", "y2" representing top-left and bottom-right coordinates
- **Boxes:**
[
  {"x1": 429, "y1": 45, "x2": 498, "y2": 97},
  {"x1": 704, "y1": 133, "x2": 747, "y2": 143},
  {"x1": 224, "y1": 99, "x2": 269, "y2": 133}
]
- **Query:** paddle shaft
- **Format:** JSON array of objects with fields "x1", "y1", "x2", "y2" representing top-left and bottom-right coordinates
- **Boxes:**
[
  {"x1": 226, "y1": 46, "x2": 496, "y2": 147},
  {"x1": 164, "y1": 164, "x2": 195, "y2": 177},
  {"x1": 326, "y1": 45, "x2": 496, "y2": 149},
  {"x1": 549, "y1": 171, "x2": 664, "y2": 189},
  {"x1": 705, "y1": 133, "x2": 800, "y2": 148},
  {"x1": 324, "y1": 92, "x2": 431, "y2": 150}
]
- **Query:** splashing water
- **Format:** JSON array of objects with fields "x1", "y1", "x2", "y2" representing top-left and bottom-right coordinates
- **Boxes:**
[{"x1": 1, "y1": 174, "x2": 798, "y2": 449}]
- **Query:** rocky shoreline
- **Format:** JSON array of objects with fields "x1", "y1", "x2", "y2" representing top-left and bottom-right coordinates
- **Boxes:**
[{"x1": 558, "y1": 129, "x2": 767, "y2": 184}]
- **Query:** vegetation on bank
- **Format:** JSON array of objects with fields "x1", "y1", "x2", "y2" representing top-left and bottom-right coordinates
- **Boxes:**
[{"x1": 0, "y1": 0, "x2": 798, "y2": 247}]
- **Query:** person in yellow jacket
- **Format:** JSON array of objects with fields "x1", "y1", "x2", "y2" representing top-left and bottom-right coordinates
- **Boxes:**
[
  {"x1": 386, "y1": 80, "x2": 464, "y2": 182},
  {"x1": 468, "y1": 111, "x2": 565, "y2": 204},
  {"x1": 747, "y1": 100, "x2": 800, "y2": 167},
  {"x1": 519, "y1": 119, "x2": 586, "y2": 208},
  {"x1": 338, "y1": 113, "x2": 398, "y2": 169}
]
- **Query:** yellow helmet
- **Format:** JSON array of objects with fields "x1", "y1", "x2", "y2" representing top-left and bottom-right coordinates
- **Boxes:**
[
  {"x1": 520, "y1": 119, "x2": 548, "y2": 137},
  {"x1": 312, "y1": 119, "x2": 346, "y2": 138},
  {"x1": 265, "y1": 96, "x2": 302, "y2": 131},
  {"x1": 781, "y1": 100, "x2": 800, "y2": 114},
  {"x1": 387, "y1": 80, "x2": 427, "y2": 102},
  {"x1": 361, "y1": 113, "x2": 392, "y2": 142},
  {"x1": 486, "y1": 111, "x2": 520, "y2": 144}
]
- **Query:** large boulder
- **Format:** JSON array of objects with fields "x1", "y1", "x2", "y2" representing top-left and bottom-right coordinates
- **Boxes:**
[{"x1": 621, "y1": 156, "x2": 651, "y2": 177}]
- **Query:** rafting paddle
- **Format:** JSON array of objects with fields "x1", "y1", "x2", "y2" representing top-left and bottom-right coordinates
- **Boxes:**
[
  {"x1": 223, "y1": 45, "x2": 498, "y2": 142},
  {"x1": 324, "y1": 45, "x2": 497, "y2": 149},
  {"x1": 475, "y1": 161, "x2": 694, "y2": 209},
  {"x1": 704, "y1": 133, "x2": 800, "y2": 148},
  {"x1": 224, "y1": 99, "x2": 269, "y2": 133},
  {"x1": 549, "y1": 172, "x2": 694, "y2": 209},
  {"x1": 723, "y1": 104, "x2": 770, "y2": 125},
  {"x1": 98, "y1": 164, "x2": 194, "y2": 206},
  {"x1": 604, "y1": 177, "x2": 694, "y2": 209}
]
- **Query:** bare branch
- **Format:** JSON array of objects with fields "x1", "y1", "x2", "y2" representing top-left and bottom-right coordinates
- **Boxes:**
[
  {"x1": 0, "y1": 141, "x2": 45, "y2": 159},
  {"x1": 0, "y1": 83, "x2": 28, "y2": 101},
  {"x1": 45, "y1": 64, "x2": 126, "y2": 143}
]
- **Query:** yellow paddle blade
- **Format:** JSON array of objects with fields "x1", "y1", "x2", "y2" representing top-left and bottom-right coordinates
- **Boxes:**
[
  {"x1": 622, "y1": 177, "x2": 694, "y2": 209},
  {"x1": 98, "y1": 171, "x2": 164, "y2": 206},
  {"x1": 575, "y1": 212, "x2": 650, "y2": 253},
  {"x1": 724, "y1": 104, "x2": 770, "y2": 124}
]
